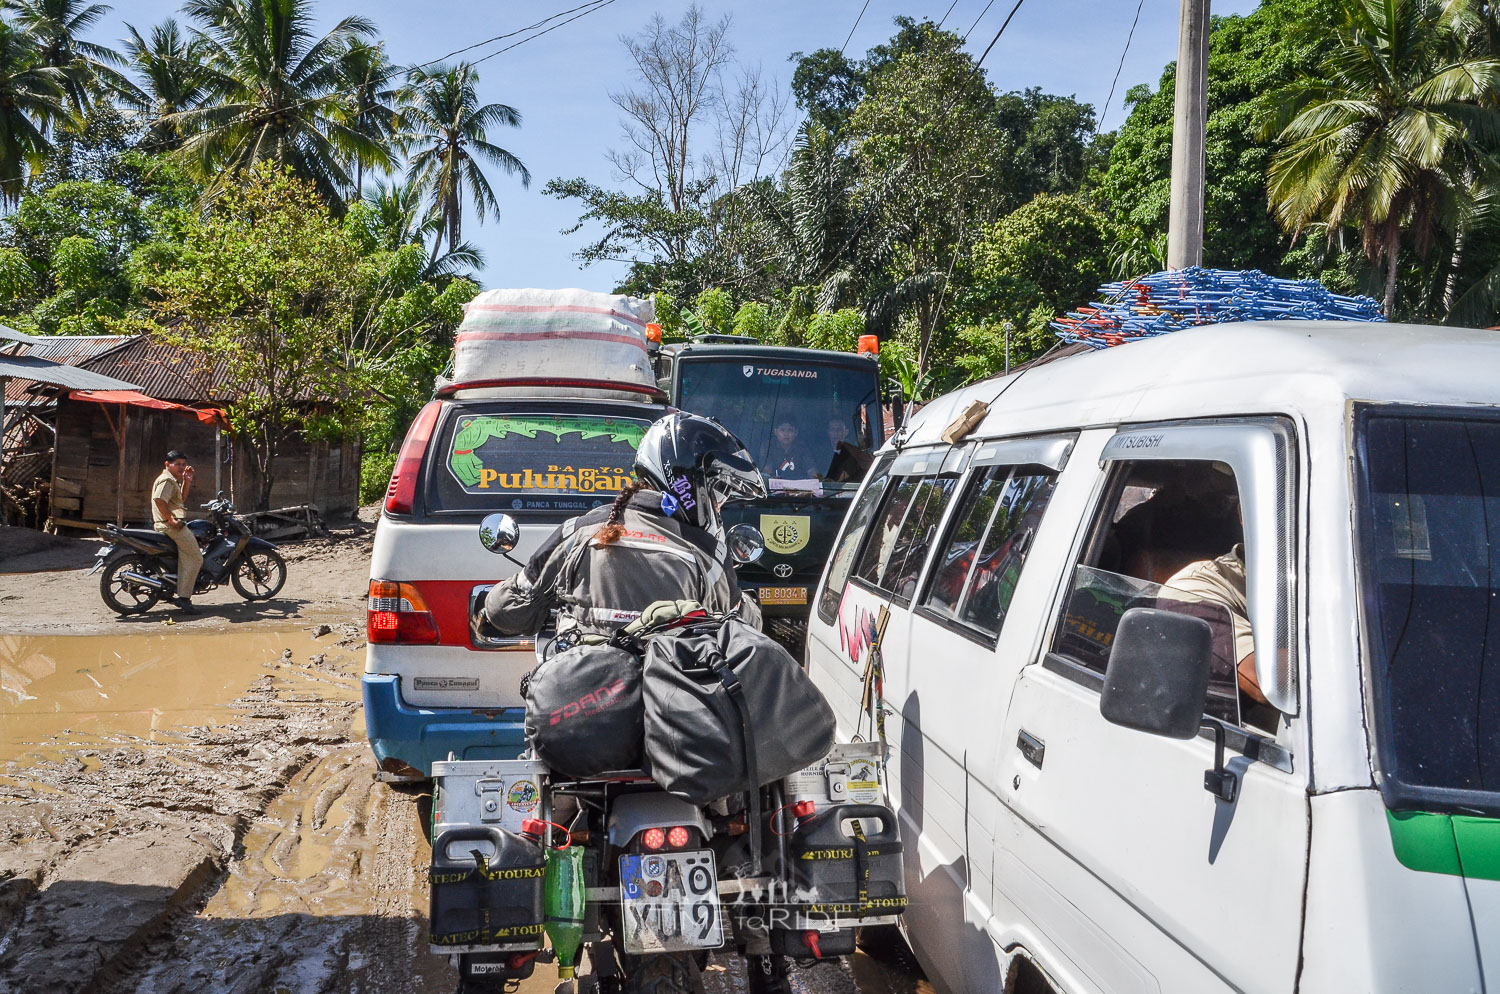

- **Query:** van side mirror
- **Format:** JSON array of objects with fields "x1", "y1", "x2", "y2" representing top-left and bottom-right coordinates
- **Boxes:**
[
  {"x1": 479, "y1": 513, "x2": 520, "y2": 555},
  {"x1": 1100, "y1": 608, "x2": 1240, "y2": 802},
  {"x1": 1100, "y1": 608, "x2": 1213, "y2": 739}
]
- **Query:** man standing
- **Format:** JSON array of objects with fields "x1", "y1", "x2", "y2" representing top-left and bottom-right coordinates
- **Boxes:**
[{"x1": 152, "y1": 450, "x2": 201, "y2": 614}]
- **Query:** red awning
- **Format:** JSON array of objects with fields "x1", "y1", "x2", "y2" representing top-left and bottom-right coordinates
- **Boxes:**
[{"x1": 70, "y1": 389, "x2": 228, "y2": 425}]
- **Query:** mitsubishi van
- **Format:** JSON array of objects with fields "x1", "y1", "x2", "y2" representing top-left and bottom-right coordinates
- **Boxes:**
[{"x1": 805, "y1": 322, "x2": 1500, "y2": 993}]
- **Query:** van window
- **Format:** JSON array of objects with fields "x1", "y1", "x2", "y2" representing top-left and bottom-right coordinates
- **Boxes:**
[
  {"x1": 923, "y1": 465, "x2": 1057, "y2": 640},
  {"x1": 426, "y1": 408, "x2": 654, "y2": 515},
  {"x1": 817, "y1": 458, "x2": 894, "y2": 623},
  {"x1": 852, "y1": 470, "x2": 960, "y2": 602},
  {"x1": 1356, "y1": 411, "x2": 1500, "y2": 802},
  {"x1": 1052, "y1": 459, "x2": 1255, "y2": 728}
]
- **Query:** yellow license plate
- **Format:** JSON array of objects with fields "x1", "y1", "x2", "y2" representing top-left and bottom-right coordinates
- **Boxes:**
[{"x1": 758, "y1": 586, "x2": 807, "y2": 606}]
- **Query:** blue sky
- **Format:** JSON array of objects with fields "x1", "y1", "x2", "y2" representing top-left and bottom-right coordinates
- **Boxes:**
[{"x1": 99, "y1": 0, "x2": 1259, "y2": 291}]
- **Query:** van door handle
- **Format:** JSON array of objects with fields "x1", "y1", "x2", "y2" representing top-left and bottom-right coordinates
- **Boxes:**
[{"x1": 1016, "y1": 730, "x2": 1045, "y2": 769}]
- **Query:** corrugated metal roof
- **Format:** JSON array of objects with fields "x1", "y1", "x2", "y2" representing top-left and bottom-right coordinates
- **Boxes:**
[
  {"x1": 0, "y1": 324, "x2": 39, "y2": 345},
  {"x1": 75, "y1": 336, "x2": 234, "y2": 402},
  {"x1": 0, "y1": 354, "x2": 140, "y2": 391},
  {"x1": 4, "y1": 336, "x2": 134, "y2": 404}
]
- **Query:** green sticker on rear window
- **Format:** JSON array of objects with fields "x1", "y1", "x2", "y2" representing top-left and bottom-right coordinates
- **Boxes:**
[{"x1": 447, "y1": 415, "x2": 648, "y2": 495}]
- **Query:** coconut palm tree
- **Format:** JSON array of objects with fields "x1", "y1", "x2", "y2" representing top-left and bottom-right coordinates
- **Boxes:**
[
  {"x1": 398, "y1": 62, "x2": 530, "y2": 262},
  {"x1": 332, "y1": 39, "x2": 398, "y2": 196},
  {"x1": 1267, "y1": 0, "x2": 1500, "y2": 316},
  {"x1": 119, "y1": 19, "x2": 208, "y2": 152},
  {"x1": 165, "y1": 0, "x2": 389, "y2": 210},
  {"x1": 0, "y1": 20, "x2": 66, "y2": 203},
  {"x1": 361, "y1": 175, "x2": 484, "y2": 280},
  {"x1": 2, "y1": 0, "x2": 124, "y2": 110}
]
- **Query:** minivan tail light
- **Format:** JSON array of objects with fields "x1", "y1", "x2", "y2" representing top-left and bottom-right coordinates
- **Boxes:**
[
  {"x1": 384, "y1": 400, "x2": 443, "y2": 516},
  {"x1": 367, "y1": 579, "x2": 439, "y2": 644}
]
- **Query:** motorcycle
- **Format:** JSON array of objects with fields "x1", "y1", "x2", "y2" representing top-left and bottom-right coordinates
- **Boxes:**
[
  {"x1": 89, "y1": 494, "x2": 288, "y2": 614},
  {"x1": 428, "y1": 514, "x2": 906, "y2": 994}
]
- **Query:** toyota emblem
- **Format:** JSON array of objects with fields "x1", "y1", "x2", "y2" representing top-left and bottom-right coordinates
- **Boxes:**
[{"x1": 773, "y1": 563, "x2": 793, "y2": 579}]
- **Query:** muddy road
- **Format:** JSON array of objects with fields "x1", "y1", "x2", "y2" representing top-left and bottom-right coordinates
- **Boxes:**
[{"x1": 0, "y1": 527, "x2": 928, "y2": 994}]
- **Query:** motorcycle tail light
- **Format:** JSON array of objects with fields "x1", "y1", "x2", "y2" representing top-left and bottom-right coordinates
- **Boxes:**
[
  {"x1": 384, "y1": 401, "x2": 442, "y2": 516},
  {"x1": 641, "y1": 828, "x2": 666, "y2": 851},
  {"x1": 367, "y1": 579, "x2": 439, "y2": 644},
  {"x1": 666, "y1": 826, "x2": 690, "y2": 849}
]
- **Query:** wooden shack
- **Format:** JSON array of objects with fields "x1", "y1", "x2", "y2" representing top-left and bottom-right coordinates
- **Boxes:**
[{"x1": 47, "y1": 337, "x2": 361, "y2": 528}]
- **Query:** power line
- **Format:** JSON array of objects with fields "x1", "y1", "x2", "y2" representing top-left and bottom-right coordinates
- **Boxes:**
[
  {"x1": 840, "y1": 0, "x2": 874, "y2": 55},
  {"x1": 1097, "y1": 0, "x2": 1145, "y2": 133},
  {"x1": 970, "y1": 0, "x2": 1026, "y2": 74},
  {"x1": 470, "y1": 0, "x2": 617, "y2": 69},
  {"x1": 936, "y1": 0, "x2": 962, "y2": 30},
  {"x1": 962, "y1": 0, "x2": 999, "y2": 42},
  {"x1": 415, "y1": 0, "x2": 612, "y2": 72}
]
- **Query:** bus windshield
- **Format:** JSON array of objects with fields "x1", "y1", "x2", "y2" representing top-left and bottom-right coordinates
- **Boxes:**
[{"x1": 676, "y1": 357, "x2": 882, "y2": 490}]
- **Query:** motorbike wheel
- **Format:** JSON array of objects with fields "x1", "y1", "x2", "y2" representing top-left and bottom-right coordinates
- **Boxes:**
[
  {"x1": 232, "y1": 548, "x2": 287, "y2": 600},
  {"x1": 99, "y1": 555, "x2": 164, "y2": 615},
  {"x1": 622, "y1": 953, "x2": 699, "y2": 994}
]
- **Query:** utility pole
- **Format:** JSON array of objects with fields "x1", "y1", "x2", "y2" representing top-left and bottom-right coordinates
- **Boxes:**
[{"x1": 1168, "y1": 0, "x2": 1210, "y2": 269}]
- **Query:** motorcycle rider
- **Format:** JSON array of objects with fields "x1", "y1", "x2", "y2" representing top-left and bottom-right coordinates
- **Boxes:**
[
  {"x1": 483, "y1": 412, "x2": 791, "y2": 994},
  {"x1": 151, "y1": 449, "x2": 201, "y2": 614}
]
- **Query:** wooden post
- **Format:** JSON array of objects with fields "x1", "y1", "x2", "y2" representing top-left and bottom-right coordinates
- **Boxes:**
[{"x1": 1168, "y1": 0, "x2": 1211, "y2": 269}]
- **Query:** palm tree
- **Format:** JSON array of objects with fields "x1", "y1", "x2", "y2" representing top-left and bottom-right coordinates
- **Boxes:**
[
  {"x1": 332, "y1": 39, "x2": 398, "y2": 195},
  {"x1": 165, "y1": 0, "x2": 389, "y2": 210},
  {"x1": 2, "y1": 0, "x2": 124, "y2": 110},
  {"x1": 398, "y1": 63, "x2": 530, "y2": 262},
  {"x1": 120, "y1": 19, "x2": 208, "y2": 152},
  {"x1": 1267, "y1": 0, "x2": 1500, "y2": 316},
  {"x1": 0, "y1": 20, "x2": 66, "y2": 203},
  {"x1": 361, "y1": 176, "x2": 484, "y2": 280}
]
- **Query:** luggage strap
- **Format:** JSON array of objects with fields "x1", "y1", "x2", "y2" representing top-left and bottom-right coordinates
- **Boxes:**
[
  {"x1": 851, "y1": 820, "x2": 870, "y2": 916},
  {"x1": 715, "y1": 660, "x2": 762, "y2": 877}
]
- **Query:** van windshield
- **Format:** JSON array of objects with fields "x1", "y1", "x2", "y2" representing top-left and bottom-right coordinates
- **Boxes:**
[
  {"x1": 427, "y1": 409, "x2": 654, "y2": 515},
  {"x1": 1356, "y1": 410, "x2": 1500, "y2": 807},
  {"x1": 675, "y1": 357, "x2": 881, "y2": 490}
]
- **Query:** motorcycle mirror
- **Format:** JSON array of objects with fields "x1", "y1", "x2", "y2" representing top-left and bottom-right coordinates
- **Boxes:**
[
  {"x1": 479, "y1": 513, "x2": 521, "y2": 555},
  {"x1": 727, "y1": 523, "x2": 765, "y2": 565}
]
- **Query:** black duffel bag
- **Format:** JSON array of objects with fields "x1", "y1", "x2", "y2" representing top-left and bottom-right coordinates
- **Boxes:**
[
  {"x1": 642, "y1": 615, "x2": 835, "y2": 804},
  {"x1": 522, "y1": 643, "x2": 644, "y2": 778}
]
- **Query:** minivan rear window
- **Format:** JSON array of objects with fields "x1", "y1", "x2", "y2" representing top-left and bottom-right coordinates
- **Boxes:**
[
  {"x1": 427, "y1": 409, "x2": 653, "y2": 514},
  {"x1": 1356, "y1": 409, "x2": 1500, "y2": 808}
]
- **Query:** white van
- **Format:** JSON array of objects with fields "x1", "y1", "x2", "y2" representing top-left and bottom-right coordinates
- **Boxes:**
[{"x1": 804, "y1": 322, "x2": 1500, "y2": 993}]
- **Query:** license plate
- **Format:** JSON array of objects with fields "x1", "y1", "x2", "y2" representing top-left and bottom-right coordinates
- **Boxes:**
[
  {"x1": 757, "y1": 586, "x2": 807, "y2": 606},
  {"x1": 619, "y1": 850, "x2": 724, "y2": 953}
]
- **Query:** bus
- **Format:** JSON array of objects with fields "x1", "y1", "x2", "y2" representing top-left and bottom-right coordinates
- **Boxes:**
[{"x1": 652, "y1": 340, "x2": 897, "y2": 642}]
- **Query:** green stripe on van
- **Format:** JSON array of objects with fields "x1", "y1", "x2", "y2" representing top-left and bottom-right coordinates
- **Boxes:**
[{"x1": 1387, "y1": 810, "x2": 1500, "y2": 880}]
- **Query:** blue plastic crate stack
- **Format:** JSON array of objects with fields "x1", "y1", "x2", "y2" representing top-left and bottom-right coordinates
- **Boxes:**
[{"x1": 1051, "y1": 268, "x2": 1385, "y2": 349}]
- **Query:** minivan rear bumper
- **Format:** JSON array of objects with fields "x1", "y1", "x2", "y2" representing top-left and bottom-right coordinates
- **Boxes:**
[{"x1": 361, "y1": 674, "x2": 527, "y2": 780}]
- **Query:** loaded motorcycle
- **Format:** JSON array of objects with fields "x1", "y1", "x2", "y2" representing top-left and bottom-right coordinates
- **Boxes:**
[
  {"x1": 90, "y1": 494, "x2": 287, "y2": 614},
  {"x1": 426, "y1": 513, "x2": 906, "y2": 994}
]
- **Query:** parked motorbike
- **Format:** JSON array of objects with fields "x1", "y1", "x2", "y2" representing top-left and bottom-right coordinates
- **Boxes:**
[
  {"x1": 90, "y1": 494, "x2": 287, "y2": 614},
  {"x1": 429, "y1": 514, "x2": 906, "y2": 994}
]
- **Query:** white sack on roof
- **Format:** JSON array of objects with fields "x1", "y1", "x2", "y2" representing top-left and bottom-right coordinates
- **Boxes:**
[{"x1": 451, "y1": 289, "x2": 657, "y2": 396}]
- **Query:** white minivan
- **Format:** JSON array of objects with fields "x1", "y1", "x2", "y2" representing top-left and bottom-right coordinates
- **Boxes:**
[{"x1": 804, "y1": 322, "x2": 1500, "y2": 993}]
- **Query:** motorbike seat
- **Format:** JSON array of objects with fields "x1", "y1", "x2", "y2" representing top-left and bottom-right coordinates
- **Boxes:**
[{"x1": 115, "y1": 527, "x2": 175, "y2": 550}]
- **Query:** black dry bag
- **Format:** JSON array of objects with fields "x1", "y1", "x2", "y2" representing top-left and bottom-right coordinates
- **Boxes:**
[
  {"x1": 522, "y1": 643, "x2": 644, "y2": 777},
  {"x1": 642, "y1": 618, "x2": 835, "y2": 804}
]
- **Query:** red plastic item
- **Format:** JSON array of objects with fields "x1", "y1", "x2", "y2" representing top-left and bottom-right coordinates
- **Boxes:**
[
  {"x1": 642, "y1": 827, "x2": 666, "y2": 850},
  {"x1": 803, "y1": 931, "x2": 823, "y2": 959},
  {"x1": 666, "y1": 825, "x2": 690, "y2": 849}
]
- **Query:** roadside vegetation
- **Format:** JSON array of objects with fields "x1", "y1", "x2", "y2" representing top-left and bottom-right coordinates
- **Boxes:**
[{"x1": 0, "y1": 0, "x2": 1498, "y2": 497}]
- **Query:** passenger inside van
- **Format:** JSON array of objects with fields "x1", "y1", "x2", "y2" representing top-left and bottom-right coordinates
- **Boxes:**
[{"x1": 1060, "y1": 461, "x2": 1279, "y2": 732}]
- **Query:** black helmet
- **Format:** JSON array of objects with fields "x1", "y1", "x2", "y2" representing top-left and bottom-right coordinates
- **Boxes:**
[{"x1": 634, "y1": 413, "x2": 767, "y2": 533}]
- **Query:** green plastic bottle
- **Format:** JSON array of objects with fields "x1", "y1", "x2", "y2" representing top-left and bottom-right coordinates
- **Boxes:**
[{"x1": 544, "y1": 844, "x2": 585, "y2": 980}]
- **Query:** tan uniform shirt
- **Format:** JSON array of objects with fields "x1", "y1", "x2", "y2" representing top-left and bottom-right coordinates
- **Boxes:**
[
  {"x1": 1163, "y1": 543, "x2": 1254, "y2": 664},
  {"x1": 151, "y1": 468, "x2": 185, "y2": 530}
]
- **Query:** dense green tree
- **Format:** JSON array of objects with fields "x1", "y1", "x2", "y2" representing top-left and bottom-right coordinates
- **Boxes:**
[
  {"x1": 334, "y1": 39, "x2": 398, "y2": 194},
  {"x1": 1268, "y1": 0, "x2": 1500, "y2": 315},
  {"x1": 1102, "y1": 0, "x2": 1347, "y2": 276},
  {"x1": 398, "y1": 62, "x2": 529, "y2": 262}
]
